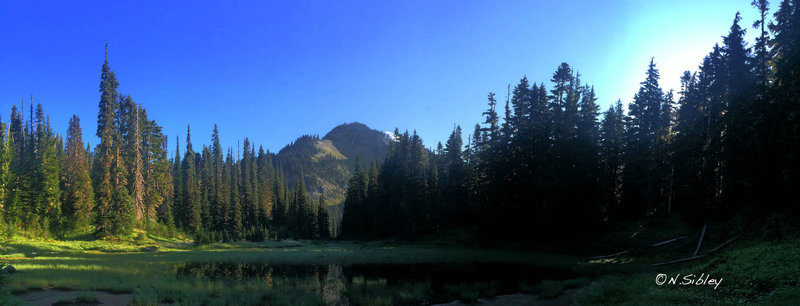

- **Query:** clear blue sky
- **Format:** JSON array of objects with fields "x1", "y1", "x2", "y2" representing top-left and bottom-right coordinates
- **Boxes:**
[{"x1": 0, "y1": 1, "x2": 766, "y2": 154}]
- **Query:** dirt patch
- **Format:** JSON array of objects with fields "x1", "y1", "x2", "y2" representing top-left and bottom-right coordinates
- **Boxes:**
[{"x1": 14, "y1": 288, "x2": 132, "y2": 306}]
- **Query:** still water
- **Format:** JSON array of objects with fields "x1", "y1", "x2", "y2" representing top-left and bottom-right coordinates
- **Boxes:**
[{"x1": 176, "y1": 262, "x2": 575, "y2": 304}]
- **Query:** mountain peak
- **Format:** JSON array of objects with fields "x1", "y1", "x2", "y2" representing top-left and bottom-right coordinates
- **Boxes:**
[
  {"x1": 275, "y1": 122, "x2": 390, "y2": 206},
  {"x1": 324, "y1": 122, "x2": 390, "y2": 163}
]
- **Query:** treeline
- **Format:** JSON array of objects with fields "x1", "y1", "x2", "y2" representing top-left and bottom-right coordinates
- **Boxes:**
[
  {"x1": 0, "y1": 52, "x2": 331, "y2": 241},
  {"x1": 340, "y1": 0, "x2": 800, "y2": 241}
]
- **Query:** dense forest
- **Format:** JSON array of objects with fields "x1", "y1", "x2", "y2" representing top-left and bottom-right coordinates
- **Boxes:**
[
  {"x1": 340, "y1": 1, "x2": 800, "y2": 243},
  {"x1": 0, "y1": 50, "x2": 331, "y2": 243},
  {"x1": 0, "y1": 1, "x2": 798, "y2": 248}
]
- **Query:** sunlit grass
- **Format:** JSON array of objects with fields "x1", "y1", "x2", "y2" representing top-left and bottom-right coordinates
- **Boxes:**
[{"x1": 0, "y1": 232, "x2": 599, "y2": 305}]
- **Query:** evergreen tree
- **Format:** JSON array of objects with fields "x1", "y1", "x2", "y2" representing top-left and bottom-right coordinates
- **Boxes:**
[
  {"x1": 200, "y1": 146, "x2": 214, "y2": 229},
  {"x1": 229, "y1": 148, "x2": 243, "y2": 238},
  {"x1": 142, "y1": 117, "x2": 171, "y2": 225},
  {"x1": 240, "y1": 138, "x2": 257, "y2": 228},
  {"x1": 118, "y1": 96, "x2": 145, "y2": 221},
  {"x1": 0, "y1": 118, "x2": 11, "y2": 219},
  {"x1": 29, "y1": 104, "x2": 63, "y2": 232},
  {"x1": 212, "y1": 125, "x2": 224, "y2": 230},
  {"x1": 93, "y1": 50, "x2": 120, "y2": 236},
  {"x1": 111, "y1": 146, "x2": 135, "y2": 235},
  {"x1": 720, "y1": 12, "x2": 756, "y2": 216},
  {"x1": 4, "y1": 106, "x2": 24, "y2": 224},
  {"x1": 182, "y1": 126, "x2": 201, "y2": 231},
  {"x1": 217, "y1": 146, "x2": 231, "y2": 232},
  {"x1": 316, "y1": 195, "x2": 330, "y2": 239},
  {"x1": 256, "y1": 146, "x2": 273, "y2": 226},
  {"x1": 751, "y1": 0, "x2": 772, "y2": 94},
  {"x1": 481, "y1": 92, "x2": 500, "y2": 145},
  {"x1": 340, "y1": 157, "x2": 366, "y2": 238},
  {"x1": 622, "y1": 58, "x2": 668, "y2": 218},
  {"x1": 441, "y1": 125, "x2": 464, "y2": 224},
  {"x1": 172, "y1": 135, "x2": 183, "y2": 227},
  {"x1": 549, "y1": 63, "x2": 574, "y2": 142},
  {"x1": 600, "y1": 101, "x2": 626, "y2": 213},
  {"x1": 62, "y1": 115, "x2": 94, "y2": 230}
]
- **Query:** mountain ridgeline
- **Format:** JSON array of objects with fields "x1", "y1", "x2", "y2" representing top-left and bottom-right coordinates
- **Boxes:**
[
  {"x1": 0, "y1": 51, "x2": 388, "y2": 241},
  {"x1": 274, "y1": 122, "x2": 390, "y2": 206},
  {"x1": 1, "y1": 0, "x2": 798, "y2": 247}
]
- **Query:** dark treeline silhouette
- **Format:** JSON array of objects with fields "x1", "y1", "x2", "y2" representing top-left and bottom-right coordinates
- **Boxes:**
[
  {"x1": 340, "y1": 0, "x2": 800, "y2": 242},
  {"x1": 0, "y1": 51, "x2": 331, "y2": 242},
  {"x1": 1, "y1": 1, "x2": 798, "y2": 246}
]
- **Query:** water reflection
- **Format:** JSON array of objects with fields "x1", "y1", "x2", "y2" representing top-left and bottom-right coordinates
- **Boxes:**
[{"x1": 175, "y1": 262, "x2": 573, "y2": 304}]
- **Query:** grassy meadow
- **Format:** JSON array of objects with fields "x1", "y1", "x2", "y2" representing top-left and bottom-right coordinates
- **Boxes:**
[
  {"x1": 1, "y1": 217, "x2": 799, "y2": 305},
  {"x1": 0, "y1": 230, "x2": 593, "y2": 305}
]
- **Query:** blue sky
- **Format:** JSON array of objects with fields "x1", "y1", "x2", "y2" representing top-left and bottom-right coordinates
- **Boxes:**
[{"x1": 0, "y1": 1, "x2": 767, "y2": 154}]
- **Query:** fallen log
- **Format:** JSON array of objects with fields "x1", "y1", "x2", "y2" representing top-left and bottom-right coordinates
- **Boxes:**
[
  {"x1": 693, "y1": 224, "x2": 707, "y2": 257},
  {"x1": 706, "y1": 235, "x2": 741, "y2": 254},
  {"x1": 650, "y1": 236, "x2": 688, "y2": 247},
  {"x1": 652, "y1": 235, "x2": 742, "y2": 266},
  {"x1": 588, "y1": 249, "x2": 630, "y2": 260}
]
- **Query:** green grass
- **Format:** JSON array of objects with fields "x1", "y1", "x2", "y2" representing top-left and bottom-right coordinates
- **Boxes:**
[
  {"x1": 443, "y1": 281, "x2": 496, "y2": 302},
  {"x1": 2, "y1": 217, "x2": 798, "y2": 305},
  {"x1": 574, "y1": 237, "x2": 800, "y2": 305},
  {"x1": 0, "y1": 233, "x2": 591, "y2": 305},
  {"x1": 76, "y1": 291, "x2": 100, "y2": 303}
]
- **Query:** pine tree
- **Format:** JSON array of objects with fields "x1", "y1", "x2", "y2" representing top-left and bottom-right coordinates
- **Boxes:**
[
  {"x1": 27, "y1": 111, "x2": 60, "y2": 231},
  {"x1": 549, "y1": 63, "x2": 574, "y2": 142},
  {"x1": 229, "y1": 148, "x2": 243, "y2": 239},
  {"x1": 200, "y1": 146, "x2": 214, "y2": 229},
  {"x1": 600, "y1": 101, "x2": 626, "y2": 213},
  {"x1": 4, "y1": 106, "x2": 24, "y2": 224},
  {"x1": 111, "y1": 145, "x2": 135, "y2": 235},
  {"x1": 481, "y1": 92, "x2": 500, "y2": 145},
  {"x1": 720, "y1": 12, "x2": 755, "y2": 216},
  {"x1": 751, "y1": 0, "x2": 771, "y2": 94},
  {"x1": 442, "y1": 125, "x2": 464, "y2": 223},
  {"x1": 142, "y1": 117, "x2": 171, "y2": 225},
  {"x1": 182, "y1": 126, "x2": 201, "y2": 231},
  {"x1": 172, "y1": 135, "x2": 183, "y2": 228},
  {"x1": 256, "y1": 146, "x2": 273, "y2": 226},
  {"x1": 62, "y1": 115, "x2": 95, "y2": 230},
  {"x1": 132, "y1": 102, "x2": 145, "y2": 221},
  {"x1": 240, "y1": 138, "x2": 257, "y2": 228},
  {"x1": 0, "y1": 118, "x2": 10, "y2": 218},
  {"x1": 577, "y1": 85, "x2": 600, "y2": 143},
  {"x1": 271, "y1": 166, "x2": 287, "y2": 237},
  {"x1": 760, "y1": 0, "x2": 800, "y2": 214},
  {"x1": 118, "y1": 97, "x2": 145, "y2": 222},
  {"x1": 622, "y1": 58, "x2": 668, "y2": 218},
  {"x1": 316, "y1": 195, "x2": 330, "y2": 239},
  {"x1": 93, "y1": 50, "x2": 120, "y2": 236},
  {"x1": 212, "y1": 124, "x2": 224, "y2": 230},
  {"x1": 217, "y1": 146, "x2": 231, "y2": 232},
  {"x1": 510, "y1": 76, "x2": 531, "y2": 131},
  {"x1": 340, "y1": 157, "x2": 366, "y2": 238}
]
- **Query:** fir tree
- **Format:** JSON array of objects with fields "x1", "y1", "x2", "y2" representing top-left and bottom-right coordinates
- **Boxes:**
[
  {"x1": 182, "y1": 126, "x2": 201, "y2": 231},
  {"x1": 0, "y1": 118, "x2": 10, "y2": 217},
  {"x1": 172, "y1": 135, "x2": 183, "y2": 227},
  {"x1": 316, "y1": 195, "x2": 330, "y2": 239},
  {"x1": 622, "y1": 58, "x2": 668, "y2": 218},
  {"x1": 62, "y1": 115, "x2": 95, "y2": 229},
  {"x1": 93, "y1": 50, "x2": 120, "y2": 236}
]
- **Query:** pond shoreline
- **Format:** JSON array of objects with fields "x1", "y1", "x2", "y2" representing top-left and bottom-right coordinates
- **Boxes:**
[{"x1": 1, "y1": 240, "x2": 595, "y2": 305}]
